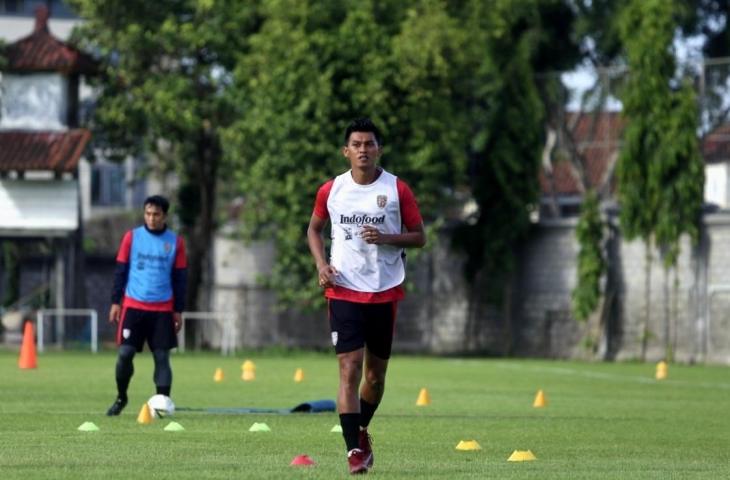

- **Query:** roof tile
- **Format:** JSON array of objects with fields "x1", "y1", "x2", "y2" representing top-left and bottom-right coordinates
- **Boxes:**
[
  {"x1": 540, "y1": 112, "x2": 624, "y2": 196},
  {"x1": 0, "y1": 129, "x2": 91, "y2": 173}
]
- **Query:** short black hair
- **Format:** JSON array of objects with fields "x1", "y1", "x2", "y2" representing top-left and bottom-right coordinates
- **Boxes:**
[
  {"x1": 344, "y1": 117, "x2": 382, "y2": 146},
  {"x1": 144, "y1": 195, "x2": 170, "y2": 214}
]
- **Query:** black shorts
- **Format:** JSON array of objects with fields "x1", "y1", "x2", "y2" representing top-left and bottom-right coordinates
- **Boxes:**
[
  {"x1": 118, "y1": 307, "x2": 178, "y2": 352},
  {"x1": 328, "y1": 299, "x2": 397, "y2": 359}
]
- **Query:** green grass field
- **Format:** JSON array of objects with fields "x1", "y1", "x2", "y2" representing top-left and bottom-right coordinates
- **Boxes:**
[{"x1": 1, "y1": 349, "x2": 728, "y2": 479}]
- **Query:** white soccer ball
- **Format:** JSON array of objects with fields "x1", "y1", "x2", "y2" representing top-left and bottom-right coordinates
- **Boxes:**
[{"x1": 147, "y1": 394, "x2": 175, "y2": 418}]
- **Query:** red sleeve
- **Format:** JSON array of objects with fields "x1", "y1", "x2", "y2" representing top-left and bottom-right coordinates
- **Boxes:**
[
  {"x1": 397, "y1": 179, "x2": 423, "y2": 230},
  {"x1": 313, "y1": 179, "x2": 334, "y2": 219},
  {"x1": 115, "y1": 231, "x2": 133, "y2": 263},
  {"x1": 175, "y1": 236, "x2": 187, "y2": 268}
]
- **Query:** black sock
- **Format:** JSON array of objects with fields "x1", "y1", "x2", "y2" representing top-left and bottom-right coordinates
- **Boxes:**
[
  {"x1": 359, "y1": 399, "x2": 378, "y2": 428},
  {"x1": 116, "y1": 378, "x2": 130, "y2": 401},
  {"x1": 156, "y1": 385, "x2": 171, "y2": 396},
  {"x1": 340, "y1": 413, "x2": 360, "y2": 451}
]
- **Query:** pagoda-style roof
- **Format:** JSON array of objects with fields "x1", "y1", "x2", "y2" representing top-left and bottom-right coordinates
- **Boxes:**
[
  {"x1": 2, "y1": 5, "x2": 96, "y2": 75},
  {"x1": 0, "y1": 129, "x2": 91, "y2": 173}
]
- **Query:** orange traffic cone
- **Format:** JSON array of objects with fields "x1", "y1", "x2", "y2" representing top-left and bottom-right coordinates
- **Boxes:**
[{"x1": 18, "y1": 321, "x2": 37, "y2": 369}]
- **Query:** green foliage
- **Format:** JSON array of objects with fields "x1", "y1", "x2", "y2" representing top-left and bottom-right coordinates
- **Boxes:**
[
  {"x1": 653, "y1": 83, "x2": 705, "y2": 266},
  {"x1": 679, "y1": 0, "x2": 730, "y2": 59},
  {"x1": 67, "y1": 0, "x2": 262, "y2": 308},
  {"x1": 572, "y1": 0, "x2": 627, "y2": 66},
  {"x1": 616, "y1": 0, "x2": 704, "y2": 266},
  {"x1": 221, "y1": 0, "x2": 585, "y2": 308},
  {"x1": 223, "y1": 0, "x2": 471, "y2": 308},
  {"x1": 571, "y1": 191, "x2": 606, "y2": 321},
  {"x1": 452, "y1": 0, "x2": 579, "y2": 301}
]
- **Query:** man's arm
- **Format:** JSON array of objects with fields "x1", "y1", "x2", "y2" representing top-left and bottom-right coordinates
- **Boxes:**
[
  {"x1": 361, "y1": 223, "x2": 426, "y2": 248},
  {"x1": 109, "y1": 231, "x2": 132, "y2": 323},
  {"x1": 171, "y1": 236, "x2": 188, "y2": 333},
  {"x1": 307, "y1": 214, "x2": 338, "y2": 288},
  {"x1": 362, "y1": 179, "x2": 426, "y2": 248}
]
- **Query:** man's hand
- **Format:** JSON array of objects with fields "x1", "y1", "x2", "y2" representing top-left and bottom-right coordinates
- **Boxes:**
[
  {"x1": 173, "y1": 312, "x2": 182, "y2": 333},
  {"x1": 318, "y1": 264, "x2": 339, "y2": 288},
  {"x1": 109, "y1": 304, "x2": 121, "y2": 324},
  {"x1": 361, "y1": 225, "x2": 383, "y2": 244}
]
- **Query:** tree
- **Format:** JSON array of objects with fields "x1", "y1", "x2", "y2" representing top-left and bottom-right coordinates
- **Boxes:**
[
  {"x1": 452, "y1": 0, "x2": 580, "y2": 300},
  {"x1": 223, "y1": 0, "x2": 470, "y2": 308},
  {"x1": 571, "y1": 190, "x2": 605, "y2": 322},
  {"x1": 681, "y1": 0, "x2": 730, "y2": 59},
  {"x1": 68, "y1": 0, "x2": 261, "y2": 310},
  {"x1": 617, "y1": 0, "x2": 704, "y2": 360}
]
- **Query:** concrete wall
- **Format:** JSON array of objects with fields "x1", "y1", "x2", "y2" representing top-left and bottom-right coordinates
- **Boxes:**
[
  {"x1": 496, "y1": 212, "x2": 730, "y2": 364},
  {"x1": 206, "y1": 213, "x2": 730, "y2": 364},
  {"x1": 6, "y1": 212, "x2": 730, "y2": 364}
]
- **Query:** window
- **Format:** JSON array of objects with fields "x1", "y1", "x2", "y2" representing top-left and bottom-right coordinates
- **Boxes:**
[{"x1": 91, "y1": 163, "x2": 125, "y2": 207}]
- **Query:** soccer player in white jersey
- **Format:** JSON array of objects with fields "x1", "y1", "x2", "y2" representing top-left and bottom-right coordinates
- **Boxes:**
[{"x1": 307, "y1": 118, "x2": 426, "y2": 474}]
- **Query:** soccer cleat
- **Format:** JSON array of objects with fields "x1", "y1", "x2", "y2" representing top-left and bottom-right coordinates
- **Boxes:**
[
  {"x1": 106, "y1": 397, "x2": 128, "y2": 416},
  {"x1": 358, "y1": 429, "x2": 374, "y2": 468},
  {"x1": 347, "y1": 448, "x2": 369, "y2": 474}
]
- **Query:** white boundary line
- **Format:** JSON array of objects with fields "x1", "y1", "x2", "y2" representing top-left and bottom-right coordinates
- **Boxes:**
[{"x1": 494, "y1": 362, "x2": 730, "y2": 390}]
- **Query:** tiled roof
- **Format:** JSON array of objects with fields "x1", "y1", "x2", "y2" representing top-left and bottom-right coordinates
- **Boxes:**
[
  {"x1": 0, "y1": 129, "x2": 91, "y2": 173},
  {"x1": 2, "y1": 6, "x2": 96, "y2": 74},
  {"x1": 540, "y1": 112, "x2": 625, "y2": 196},
  {"x1": 703, "y1": 123, "x2": 730, "y2": 163},
  {"x1": 542, "y1": 114, "x2": 730, "y2": 196}
]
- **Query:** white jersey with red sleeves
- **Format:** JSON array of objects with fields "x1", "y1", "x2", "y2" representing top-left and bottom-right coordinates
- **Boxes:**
[{"x1": 327, "y1": 168, "x2": 405, "y2": 292}]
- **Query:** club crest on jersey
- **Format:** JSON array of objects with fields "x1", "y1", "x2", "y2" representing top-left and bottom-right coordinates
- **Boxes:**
[
  {"x1": 164, "y1": 242, "x2": 172, "y2": 253},
  {"x1": 377, "y1": 195, "x2": 387, "y2": 208}
]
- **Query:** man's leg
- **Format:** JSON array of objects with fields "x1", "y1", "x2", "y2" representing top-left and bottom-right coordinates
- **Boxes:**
[
  {"x1": 360, "y1": 301, "x2": 395, "y2": 427},
  {"x1": 149, "y1": 311, "x2": 177, "y2": 397},
  {"x1": 152, "y1": 349, "x2": 172, "y2": 396},
  {"x1": 357, "y1": 348, "x2": 388, "y2": 468},
  {"x1": 360, "y1": 349, "x2": 388, "y2": 427},
  {"x1": 329, "y1": 299, "x2": 370, "y2": 473},
  {"x1": 107, "y1": 344, "x2": 135, "y2": 415},
  {"x1": 338, "y1": 348, "x2": 364, "y2": 452},
  {"x1": 357, "y1": 301, "x2": 396, "y2": 468}
]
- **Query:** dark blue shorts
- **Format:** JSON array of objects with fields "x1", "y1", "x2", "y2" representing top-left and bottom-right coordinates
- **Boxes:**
[
  {"x1": 328, "y1": 299, "x2": 397, "y2": 359},
  {"x1": 118, "y1": 307, "x2": 178, "y2": 352}
]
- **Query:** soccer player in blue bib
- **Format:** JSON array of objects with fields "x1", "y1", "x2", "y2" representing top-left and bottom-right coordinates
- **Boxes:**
[{"x1": 106, "y1": 195, "x2": 187, "y2": 416}]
